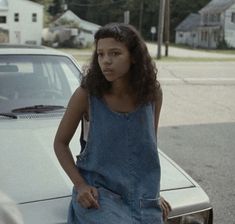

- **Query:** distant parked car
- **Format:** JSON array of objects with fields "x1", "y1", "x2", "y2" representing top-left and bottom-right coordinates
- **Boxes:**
[{"x1": 0, "y1": 45, "x2": 213, "y2": 224}]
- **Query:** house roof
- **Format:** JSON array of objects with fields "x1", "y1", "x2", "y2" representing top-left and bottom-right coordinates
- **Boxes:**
[
  {"x1": 175, "y1": 13, "x2": 201, "y2": 31},
  {"x1": 0, "y1": 0, "x2": 43, "y2": 10},
  {"x1": 199, "y1": 0, "x2": 235, "y2": 13},
  {"x1": 54, "y1": 10, "x2": 100, "y2": 33}
]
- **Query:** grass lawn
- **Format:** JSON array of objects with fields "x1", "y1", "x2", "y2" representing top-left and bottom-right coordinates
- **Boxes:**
[
  {"x1": 170, "y1": 44, "x2": 235, "y2": 55},
  {"x1": 59, "y1": 45, "x2": 235, "y2": 64},
  {"x1": 155, "y1": 56, "x2": 235, "y2": 62}
]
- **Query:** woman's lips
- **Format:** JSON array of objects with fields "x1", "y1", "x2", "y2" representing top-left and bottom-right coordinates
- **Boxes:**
[{"x1": 102, "y1": 68, "x2": 113, "y2": 74}]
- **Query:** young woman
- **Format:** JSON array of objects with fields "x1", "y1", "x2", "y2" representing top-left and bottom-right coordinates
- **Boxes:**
[{"x1": 54, "y1": 23, "x2": 171, "y2": 224}]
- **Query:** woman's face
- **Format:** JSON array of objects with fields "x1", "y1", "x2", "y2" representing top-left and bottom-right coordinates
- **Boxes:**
[{"x1": 97, "y1": 38, "x2": 132, "y2": 83}]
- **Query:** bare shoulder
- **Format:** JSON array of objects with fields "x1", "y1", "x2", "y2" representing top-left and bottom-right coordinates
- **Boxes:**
[
  {"x1": 71, "y1": 87, "x2": 88, "y2": 106},
  {"x1": 155, "y1": 86, "x2": 163, "y2": 106},
  {"x1": 54, "y1": 87, "x2": 89, "y2": 143},
  {"x1": 68, "y1": 87, "x2": 89, "y2": 112},
  {"x1": 73, "y1": 86, "x2": 89, "y2": 101}
]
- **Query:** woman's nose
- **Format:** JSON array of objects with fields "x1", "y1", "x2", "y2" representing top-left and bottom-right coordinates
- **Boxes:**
[{"x1": 102, "y1": 55, "x2": 112, "y2": 64}]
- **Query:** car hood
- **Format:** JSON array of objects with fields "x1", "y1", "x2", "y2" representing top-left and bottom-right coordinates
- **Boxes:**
[
  {"x1": 160, "y1": 151, "x2": 195, "y2": 191},
  {"x1": 18, "y1": 196, "x2": 71, "y2": 224},
  {"x1": 1, "y1": 115, "x2": 193, "y2": 204},
  {"x1": 0, "y1": 115, "x2": 80, "y2": 204}
]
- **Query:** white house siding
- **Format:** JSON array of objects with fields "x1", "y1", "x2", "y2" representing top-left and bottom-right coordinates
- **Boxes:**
[
  {"x1": 190, "y1": 31, "x2": 200, "y2": 47},
  {"x1": 175, "y1": 13, "x2": 201, "y2": 48},
  {"x1": 198, "y1": 26, "x2": 221, "y2": 48},
  {"x1": 0, "y1": 1, "x2": 9, "y2": 43},
  {"x1": 0, "y1": 11, "x2": 8, "y2": 31},
  {"x1": 176, "y1": 31, "x2": 199, "y2": 47},
  {"x1": 198, "y1": 9, "x2": 223, "y2": 49},
  {"x1": 198, "y1": 13, "x2": 222, "y2": 48},
  {"x1": 175, "y1": 32, "x2": 187, "y2": 44},
  {"x1": 224, "y1": 4, "x2": 235, "y2": 47},
  {"x1": 0, "y1": 0, "x2": 43, "y2": 45}
]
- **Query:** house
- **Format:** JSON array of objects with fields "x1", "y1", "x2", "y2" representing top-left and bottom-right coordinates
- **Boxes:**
[
  {"x1": 0, "y1": 0, "x2": 43, "y2": 45},
  {"x1": 175, "y1": 13, "x2": 201, "y2": 48},
  {"x1": 199, "y1": 0, "x2": 235, "y2": 48},
  {"x1": 175, "y1": 0, "x2": 235, "y2": 48},
  {"x1": 42, "y1": 10, "x2": 100, "y2": 48}
]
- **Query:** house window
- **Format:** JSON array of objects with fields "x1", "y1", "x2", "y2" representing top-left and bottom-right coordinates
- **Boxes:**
[
  {"x1": 0, "y1": 16, "x2": 7, "y2": 23},
  {"x1": 32, "y1": 13, "x2": 37, "y2": 22},
  {"x1": 232, "y1": 12, "x2": 235, "y2": 23},
  {"x1": 205, "y1": 31, "x2": 208, "y2": 41},
  {"x1": 201, "y1": 31, "x2": 204, "y2": 41},
  {"x1": 14, "y1": 13, "x2": 19, "y2": 22},
  {"x1": 203, "y1": 14, "x2": 208, "y2": 24},
  {"x1": 216, "y1": 13, "x2": 220, "y2": 22},
  {"x1": 213, "y1": 30, "x2": 218, "y2": 42},
  {"x1": 210, "y1": 14, "x2": 215, "y2": 22},
  {"x1": 201, "y1": 31, "x2": 208, "y2": 42}
]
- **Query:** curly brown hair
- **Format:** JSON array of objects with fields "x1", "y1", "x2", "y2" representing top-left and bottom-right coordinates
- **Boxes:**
[{"x1": 81, "y1": 23, "x2": 161, "y2": 105}]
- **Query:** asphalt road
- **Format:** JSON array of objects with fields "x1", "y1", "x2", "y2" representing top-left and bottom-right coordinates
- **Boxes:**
[{"x1": 157, "y1": 61, "x2": 235, "y2": 224}]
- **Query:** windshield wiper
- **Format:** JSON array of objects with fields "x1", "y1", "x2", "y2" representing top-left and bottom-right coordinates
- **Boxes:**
[
  {"x1": 11, "y1": 105, "x2": 66, "y2": 113},
  {"x1": 0, "y1": 113, "x2": 18, "y2": 119}
]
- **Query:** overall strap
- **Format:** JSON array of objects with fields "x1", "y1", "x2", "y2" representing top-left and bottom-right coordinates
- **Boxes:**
[{"x1": 79, "y1": 118, "x2": 86, "y2": 153}]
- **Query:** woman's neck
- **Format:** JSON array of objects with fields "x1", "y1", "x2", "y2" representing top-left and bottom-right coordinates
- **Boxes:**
[{"x1": 110, "y1": 78, "x2": 132, "y2": 97}]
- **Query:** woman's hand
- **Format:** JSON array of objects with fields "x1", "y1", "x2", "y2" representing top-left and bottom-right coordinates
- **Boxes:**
[
  {"x1": 76, "y1": 183, "x2": 100, "y2": 209},
  {"x1": 160, "y1": 196, "x2": 172, "y2": 222}
]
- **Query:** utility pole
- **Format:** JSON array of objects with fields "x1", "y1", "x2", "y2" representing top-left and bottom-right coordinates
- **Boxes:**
[
  {"x1": 124, "y1": 10, "x2": 130, "y2": 24},
  {"x1": 164, "y1": 0, "x2": 170, "y2": 57},
  {"x1": 139, "y1": 0, "x2": 144, "y2": 34},
  {"x1": 157, "y1": 0, "x2": 166, "y2": 59}
]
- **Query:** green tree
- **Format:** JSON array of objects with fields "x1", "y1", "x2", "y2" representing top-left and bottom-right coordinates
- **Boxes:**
[
  {"x1": 67, "y1": 0, "x2": 90, "y2": 20},
  {"x1": 48, "y1": 0, "x2": 63, "y2": 16},
  {"x1": 33, "y1": 0, "x2": 211, "y2": 41}
]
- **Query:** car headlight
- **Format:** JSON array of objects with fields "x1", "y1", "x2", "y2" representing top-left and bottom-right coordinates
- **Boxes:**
[{"x1": 166, "y1": 209, "x2": 213, "y2": 224}]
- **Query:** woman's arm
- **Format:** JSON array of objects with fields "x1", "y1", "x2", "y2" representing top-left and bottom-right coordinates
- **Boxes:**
[
  {"x1": 54, "y1": 87, "x2": 99, "y2": 209},
  {"x1": 54, "y1": 87, "x2": 88, "y2": 188},
  {"x1": 154, "y1": 87, "x2": 172, "y2": 220},
  {"x1": 154, "y1": 86, "x2": 163, "y2": 134}
]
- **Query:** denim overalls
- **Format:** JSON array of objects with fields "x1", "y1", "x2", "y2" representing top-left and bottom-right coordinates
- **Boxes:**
[{"x1": 68, "y1": 96, "x2": 163, "y2": 224}]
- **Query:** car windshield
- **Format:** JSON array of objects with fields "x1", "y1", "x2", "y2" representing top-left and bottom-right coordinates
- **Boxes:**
[{"x1": 0, "y1": 55, "x2": 81, "y2": 114}]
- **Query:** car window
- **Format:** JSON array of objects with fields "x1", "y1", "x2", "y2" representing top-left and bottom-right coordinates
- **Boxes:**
[{"x1": 0, "y1": 55, "x2": 81, "y2": 113}]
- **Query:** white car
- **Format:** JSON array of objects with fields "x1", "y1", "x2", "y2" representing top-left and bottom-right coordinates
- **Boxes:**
[{"x1": 0, "y1": 45, "x2": 213, "y2": 224}]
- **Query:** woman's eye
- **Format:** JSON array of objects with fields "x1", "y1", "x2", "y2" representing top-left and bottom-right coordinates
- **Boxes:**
[
  {"x1": 97, "y1": 52, "x2": 103, "y2": 57},
  {"x1": 111, "y1": 52, "x2": 120, "y2": 56}
]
